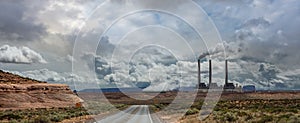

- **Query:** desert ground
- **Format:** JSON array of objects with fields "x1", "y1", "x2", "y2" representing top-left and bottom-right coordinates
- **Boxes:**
[
  {"x1": 1, "y1": 88, "x2": 300, "y2": 122},
  {"x1": 78, "y1": 91, "x2": 300, "y2": 123},
  {"x1": 1, "y1": 70, "x2": 300, "y2": 122}
]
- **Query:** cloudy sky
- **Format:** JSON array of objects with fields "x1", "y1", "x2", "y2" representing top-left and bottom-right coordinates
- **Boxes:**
[{"x1": 0, "y1": 0, "x2": 299, "y2": 91}]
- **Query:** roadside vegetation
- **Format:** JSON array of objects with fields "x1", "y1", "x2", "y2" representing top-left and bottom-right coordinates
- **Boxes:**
[
  {"x1": 208, "y1": 99, "x2": 300, "y2": 122},
  {"x1": 0, "y1": 103, "x2": 128, "y2": 123},
  {"x1": 84, "y1": 101, "x2": 129, "y2": 115},
  {"x1": 0, "y1": 107, "x2": 88, "y2": 123},
  {"x1": 151, "y1": 99, "x2": 300, "y2": 122}
]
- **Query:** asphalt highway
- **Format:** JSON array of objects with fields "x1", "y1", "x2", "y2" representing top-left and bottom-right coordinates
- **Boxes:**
[{"x1": 97, "y1": 105, "x2": 160, "y2": 123}]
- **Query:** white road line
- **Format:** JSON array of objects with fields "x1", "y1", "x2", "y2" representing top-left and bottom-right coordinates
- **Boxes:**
[
  {"x1": 146, "y1": 105, "x2": 154, "y2": 123},
  {"x1": 97, "y1": 105, "x2": 156, "y2": 123}
]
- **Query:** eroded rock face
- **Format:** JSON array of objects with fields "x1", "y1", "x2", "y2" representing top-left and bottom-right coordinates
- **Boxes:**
[
  {"x1": 0, "y1": 70, "x2": 83, "y2": 110},
  {"x1": 0, "y1": 83, "x2": 72, "y2": 93}
]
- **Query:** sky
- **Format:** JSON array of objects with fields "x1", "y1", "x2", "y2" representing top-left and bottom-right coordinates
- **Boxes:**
[{"x1": 0, "y1": 0, "x2": 299, "y2": 91}]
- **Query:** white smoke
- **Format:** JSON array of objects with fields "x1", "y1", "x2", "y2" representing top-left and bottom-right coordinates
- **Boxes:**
[{"x1": 0, "y1": 45, "x2": 47, "y2": 64}]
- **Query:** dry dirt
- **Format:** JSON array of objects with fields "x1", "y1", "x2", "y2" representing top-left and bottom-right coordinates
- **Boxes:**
[{"x1": 78, "y1": 91, "x2": 300, "y2": 123}]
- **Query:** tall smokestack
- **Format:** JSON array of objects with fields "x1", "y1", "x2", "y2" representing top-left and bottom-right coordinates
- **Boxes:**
[
  {"x1": 209, "y1": 60, "x2": 212, "y2": 86},
  {"x1": 225, "y1": 60, "x2": 228, "y2": 85},
  {"x1": 198, "y1": 59, "x2": 201, "y2": 88}
]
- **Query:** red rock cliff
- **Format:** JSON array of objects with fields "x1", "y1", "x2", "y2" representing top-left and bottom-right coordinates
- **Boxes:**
[{"x1": 0, "y1": 70, "x2": 83, "y2": 110}]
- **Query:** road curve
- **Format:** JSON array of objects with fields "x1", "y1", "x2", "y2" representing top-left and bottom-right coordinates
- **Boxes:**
[{"x1": 97, "y1": 105, "x2": 159, "y2": 123}]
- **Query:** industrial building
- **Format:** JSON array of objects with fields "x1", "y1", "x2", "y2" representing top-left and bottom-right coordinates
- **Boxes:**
[{"x1": 197, "y1": 58, "x2": 243, "y2": 92}]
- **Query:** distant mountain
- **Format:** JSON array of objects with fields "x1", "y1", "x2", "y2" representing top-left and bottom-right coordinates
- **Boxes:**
[{"x1": 80, "y1": 87, "x2": 143, "y2": 93}]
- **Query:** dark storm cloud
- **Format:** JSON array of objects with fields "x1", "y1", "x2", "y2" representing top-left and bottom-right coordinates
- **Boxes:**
[
  {"x1": 96, "y1": 36, "x2": 115, "y2": 58},
  {"x1": 0, "y1": 1, "x2": 46, "y2": 42}
]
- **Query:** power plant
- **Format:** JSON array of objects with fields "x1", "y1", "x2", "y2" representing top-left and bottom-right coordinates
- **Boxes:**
[{"x1": 197, "y1": 59, "x2": 239, "y2": 92}]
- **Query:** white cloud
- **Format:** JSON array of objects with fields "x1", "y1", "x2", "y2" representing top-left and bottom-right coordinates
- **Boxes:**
[
  {"x1": 5, "y1": 53, "x2": 299, "y2": 91},
  {"x1": 66, "y1": 54, "x2": 76, "y2": 63},
  {"x1": 0, "y1": 45, "x2": 47, "y2": 64},
  {"x1": 9, "y1": 68, "x2": 105, "y2": 90}
]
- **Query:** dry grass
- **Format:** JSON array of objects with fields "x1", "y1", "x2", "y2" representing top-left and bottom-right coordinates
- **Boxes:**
[
  {"x1": 178, "y1": 99, "x2": 300, "y2": 123},
  {"x1": 0, "y1": 107, "x2": 88, "y2": 123}
]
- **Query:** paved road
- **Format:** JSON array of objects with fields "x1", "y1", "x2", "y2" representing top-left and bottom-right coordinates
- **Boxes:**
[{"x1": 97, "y1": 105, "x2": 160, "y2": 123}]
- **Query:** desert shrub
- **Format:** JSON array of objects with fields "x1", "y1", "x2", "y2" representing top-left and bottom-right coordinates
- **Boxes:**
[
  {"x1": 8, "y1": 119, "x2": 19, "y2": 123},
  {"x1": 258, "y1": 115, "x2": 273, "y2": 123},
  {"x1": 269, "y1": 108, "x2": 283, "y2": 113},
  {"x1": 154, "y1": 104, "x2": 165, "y2": 110},
  {"x1": 69, "y1": 113, "x2": 76, "y2": 118},
  {"x1": 0, "y1": 113, "x2": 23, "y2": 120},
  {"x1": 245, "y1": 114, "x2": 253, "y2": 121},
  {"x1": 0, "y1": 107, "x2": 90, "y2": 122},
  {"x1": 286, "y1": 108, "x2": 298, "y2": 113},
  {"x1": 50, "y1": 115, "x2": 64, "y2": 122},
  {"x1": 287, "y1": 116, "x2": 300, "y2": 123},
  {"x1": 193, "y1": 101, "x2": 204, "y2": 110},
  {"x1": 236, "y1": 111, "x2": 248, "y2": 117},
  {"x1": 224, "y1": 112, "x2": 237, "y2": 122},
  {"x1": 278, "y1": 114, "x2": 291, "y2": 119},
  {"x1": 75, "y1": 111, "x2": 87, "y2": 117},
  {"x1": 277, "y1": 118, "x2": 288, "y2": 123},
  {"x1": 214, "y1": 107, "x2": 221, "y2": 111},
  {"x1": 115, "y1": 104, "x2": 128, "y2": 109},
  {"x1": 185, "y1": 108, "x2": 199, "y2": 116},
  {"x1": 32, "y1": 116, "x2": 51, "y2": 123},
  {"x1": 63, "y1": 114, "x2": 71, "y2": 119}
]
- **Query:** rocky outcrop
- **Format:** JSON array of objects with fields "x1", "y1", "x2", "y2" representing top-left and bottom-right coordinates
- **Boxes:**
[
  {"x1": 0, "y1": 83, "x2": 72, "y2": 93},
  {"x1": 0, "y1": 70, "x2": 83, "y2": 110},
  {"x1": 0, "y1": 70, "x2": 46, "y2": 84}
]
